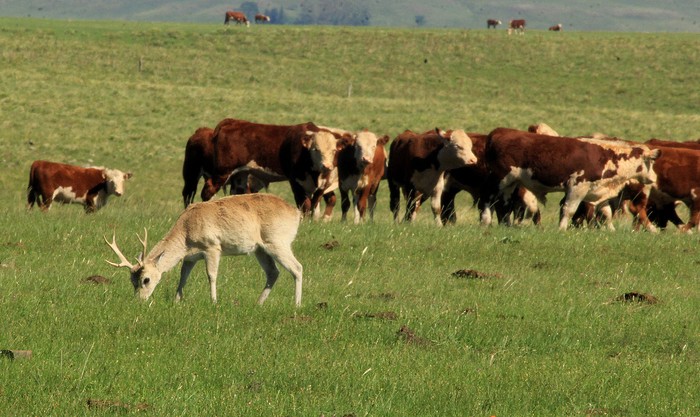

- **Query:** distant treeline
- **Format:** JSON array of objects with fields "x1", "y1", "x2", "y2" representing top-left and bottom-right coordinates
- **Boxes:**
[{"x1": 238, "y1": 0, "x2": 371, "y2": 26}]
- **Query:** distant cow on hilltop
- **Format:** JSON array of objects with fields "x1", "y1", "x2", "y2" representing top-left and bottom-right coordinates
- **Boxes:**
[
  {"x1": 508, "y1": 19, "x2": 526, "y2": 35},
  {"x1": 225, "y1": 11, "x2": 249, "y2": 26},
  {"x1": 255, "y1": 14, "x2": 271, "y2": 23},
  {"x1": 487, "y1": 19, "x2": 501, "y2": 29}
]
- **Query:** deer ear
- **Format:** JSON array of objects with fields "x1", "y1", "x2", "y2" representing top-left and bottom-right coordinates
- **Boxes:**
[{"x1": 152, "y1": 251, "x2": 165, "y2": 267}]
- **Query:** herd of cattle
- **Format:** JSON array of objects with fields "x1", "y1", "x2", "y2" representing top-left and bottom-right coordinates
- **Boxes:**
[
  {"x1": 26, "y1": 118, "x2": 700, "y2": 233},
  {"x1": 488, "y1": 19, "x2": 562, "y2": 33},
  {"x1": 223, "y1": 12, "x2": 560, "y2": 34}
]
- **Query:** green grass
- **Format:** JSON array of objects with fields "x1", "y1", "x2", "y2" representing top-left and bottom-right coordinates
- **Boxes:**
[{"x1": 1, "y1": 18, "x2": 699, "y2": 416}]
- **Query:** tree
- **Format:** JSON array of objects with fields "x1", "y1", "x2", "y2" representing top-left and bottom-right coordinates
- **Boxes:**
[{"x1": 239, "y1": 1, "x2": 259, "y2": 19}]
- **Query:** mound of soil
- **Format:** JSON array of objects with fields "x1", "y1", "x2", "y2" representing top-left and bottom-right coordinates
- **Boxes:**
[
  {"x1": 396, "y1": 325, "x2": 432, "y2": 346},
  {"x1": 352, "y1": 311, "x2": 398, "y2": 320},
  {"x1": 452, "y1": 269, "x2": 502, "y2": 279},
  {"x1": 321, "y1": 240, "x2": 340, "y2": 250},
  {"x1": 614, "y1": 292, "x2": 659, "y2": 304},
  {"x1": 83, "y1": 275, "x2": 111, "y2": 285}
]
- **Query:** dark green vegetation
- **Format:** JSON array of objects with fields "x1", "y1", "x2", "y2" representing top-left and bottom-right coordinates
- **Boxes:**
[
  {"x1": 3, "y1": 0, "x2": 700, "y2": 31},
  {"x1": 1, "y1": 18, "x2": 699, "y2": 416}
]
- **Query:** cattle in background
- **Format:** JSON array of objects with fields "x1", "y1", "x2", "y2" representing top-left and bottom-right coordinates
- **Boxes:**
[
  {"x1": 508, "y1": 19, "x2": 526, "y2": 35},
  {"x1": 225, "y1": 11, "x2": 249, "y2": 26},
  {"x1": 337, "y1": 131, "x2": 390, "y2": 223},
  {"x1": 440, "y1": 133, "x2": 540, "y2": 227},
  {"x1": 27, "y1": 160, "x2": 132, "y2": 213},
  {"x1": 255, "y1": 14, "x2": 271, "y2": 23},
  {"x1": 387, "y1": 128, "x2": 478, "y2": 226},
  {"x1": 484, "y1": 128, "x2": 660, "y2": 230},
  {"x1": 181, "y1": 127, "x2": 265, "y2": 208},
  {"x1": 633, "y1": 141, "x2": 700, "y2": 232},
  {"x1": 487, "y1": 19, "x2": 501, "y2": 29},
  {"x1": 202, "y1": 119, "x2": 339, "y2": 216},
  {"x1": 549, "y1": 24, "x2": 563, "y2": 31},
  {"x1": 527, "y1": 123, "x2": 560, "y2": 137}
]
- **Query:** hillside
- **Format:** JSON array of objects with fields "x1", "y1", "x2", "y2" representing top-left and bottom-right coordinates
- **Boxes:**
[{"x1": 2, "y1": 0, "x2": 700, "y2": 32}]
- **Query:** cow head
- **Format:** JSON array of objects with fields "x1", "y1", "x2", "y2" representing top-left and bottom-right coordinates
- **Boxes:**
[
  {"x1": 105, "y1": 230, "x2": 163, "y2": 301},
  {"x1": 304, "y1": 130, "x2": 337, "y2": 174},
  {"x1": 436, "y1": 128, "x2": 478, "y2": 169},
  {"x1": 353, "y1": 130, "x2": 381, "y2": 169},
  {"x1": 103, "y1": 169, "x2": 133, "y2": 197}
]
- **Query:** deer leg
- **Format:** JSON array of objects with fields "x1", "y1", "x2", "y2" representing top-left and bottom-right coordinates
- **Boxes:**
[
  {"x1": 176, "y1": 259, "x2": 198, "y2": 302},
  {"x1": 262, "y1": 245, "x2": 303, "y2": 307},
  {"x1": 254, "y1": 248, "x2": 280, "y2": 305},
  {"x1": 203, "y1": 251, "x2": 221, "y2": 303}
]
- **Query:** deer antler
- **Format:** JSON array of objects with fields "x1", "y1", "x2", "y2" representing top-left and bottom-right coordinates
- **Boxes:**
[
  {"x1": 104, "y1": 232, "x2": 134, "y2": 269},
  {"x1": 136, "y1": 228, "x2": 148, "y2": 263}
]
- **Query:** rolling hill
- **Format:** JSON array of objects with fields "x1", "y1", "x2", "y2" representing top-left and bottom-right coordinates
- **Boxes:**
[{"x1": 1, "y1": 0, "x2": 700, "y2": 32}]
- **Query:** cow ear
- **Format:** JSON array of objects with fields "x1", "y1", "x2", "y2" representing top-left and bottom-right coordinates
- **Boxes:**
[
  {"x1": 124, "y1": 172, "x2": 133, "y2": 180},
  {"x1": 302, "y1": 131, "x2": 314, "y2": 148},
  {"x1": 649, "y1": 148, "x2": 661, "y2": 160},
  {"x1": 435, "y1": 128, "x2": 449, "y2": 140},
  {"x1": 378, "y1": 135, "x2": 390, "y2": 146}
]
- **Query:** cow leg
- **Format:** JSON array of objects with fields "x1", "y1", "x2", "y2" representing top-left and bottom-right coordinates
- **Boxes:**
[
  {"x1": 404, "y1": 189, "x2": 422, "y2": 222},
  {"x1": 340, "y1": 188, "x2": 351, "y2": 222},
  {"x1": 596, "y1": 202, "x2": 615, "y2": 231},
  {"x1": 430, "y1": 178, "x2": 446, "y2": 227},
  {"x1": 559, "y1": 188, "x2": 586, "y2": 230},
  {"x1": 355, "y1": 186, "x2": 372, "y2": 224},
  {"x1": 440, "y1": 186, "x2": 460, "y2": 225},
  {"x1": 322, "y1": 192, "x2": 336, "y2": 222},
  {"x1": 389, "y1": 180, "x2": 401, "y2": 222},
  {"x1": 367, "y1": 186, "x2": 379, "y2": 222},
  {"x1": 176, "y1": 259, "x2": 198, "y2": 302},
  {"x1": 309, "y1": 188, "x2": 325, "y2": 220},
  {"x1": 682, "y1": 194, "x2": 700, "y2": 233},
  {"x1": 289, "y1": 181, "x2": 312, "y2": 217}
]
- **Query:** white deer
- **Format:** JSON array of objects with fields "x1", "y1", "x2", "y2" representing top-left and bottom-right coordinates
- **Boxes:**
[{"x1": 105, "y1": 193, "x2": 304, "y2": 306}]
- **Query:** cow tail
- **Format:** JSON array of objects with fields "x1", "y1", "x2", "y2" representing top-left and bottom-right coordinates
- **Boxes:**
[{"x1": 27, "y1": 164, "x2": 37, "y2": 208}]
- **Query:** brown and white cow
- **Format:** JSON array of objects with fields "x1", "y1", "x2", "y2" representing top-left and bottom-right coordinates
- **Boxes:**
[
  {"x1": 387, "y1": 128, "x2": 478, "y2": 226},
  {"x1": 484, "y1": 128, "x2": 660, "y2": 230},
  {"x1": 255, "y1": 14, "x2": 271, "y2": 23},
  {"x1": 548, "y1": 23, "x2": 563, "y2": 31},
  {"x1": 487, "y1": 19, "x2": 501, "y2": 29},
  {"x1": 27, "y1": 160, "x2": 132, "y2": 213},
  {"x1": 225, "y1": 11, "x2": 249, "y2": 26},
  {"x1": 508, "y1": 19, "x2": 526, "y2": 35},
  {"x1": 632, "y1": 140, "x2": 700, "y2": 232},
  {"x1": 441, "y1": 133, "x2": 541, "y2": 227},
  {"x1": 202, "y1": 118, "x2": 339, "y2": 216},
  {"x1": 336, "y1": 131, "x2": 390, "y2": 223},
  {"x1": 181, "y1": 126, "x2": 266, "y2": 208}
]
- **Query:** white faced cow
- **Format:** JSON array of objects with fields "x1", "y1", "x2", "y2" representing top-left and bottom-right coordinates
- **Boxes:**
[
  {"x1": 27, "y1": 160, "x2": 132, "y2": 213},
  {"x1": 387, "y1": 128, "x2": 478, "y2": 226}
]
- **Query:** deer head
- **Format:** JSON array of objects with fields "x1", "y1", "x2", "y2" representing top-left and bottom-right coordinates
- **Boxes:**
[{"x1": 105, "y1": 229, "x2": 164, "y2": 300}]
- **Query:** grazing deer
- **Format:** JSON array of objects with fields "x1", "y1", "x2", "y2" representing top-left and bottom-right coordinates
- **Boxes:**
[{"x1": 105, "y1": 193, "x2": 303, "y2": 306}]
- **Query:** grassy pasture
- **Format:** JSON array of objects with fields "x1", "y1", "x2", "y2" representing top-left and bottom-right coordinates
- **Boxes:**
[{"x1": 1, "y1": 18, "x2": 699, "y2": 416}]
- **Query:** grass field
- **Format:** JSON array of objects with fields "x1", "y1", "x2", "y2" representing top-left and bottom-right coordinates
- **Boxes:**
[{"x1": 1, "y1": 18, "x2": 699, "y2": 416}]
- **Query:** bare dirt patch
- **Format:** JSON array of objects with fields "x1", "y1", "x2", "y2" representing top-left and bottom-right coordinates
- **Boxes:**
[
  {"x1": 396, "y1": 325, "x2": 432, "y2": 346},
  {"x1": 321, "y1": 240, "x2": 340, "y2": 250},
  {"x1": 613, "y1": 292, "x2": 659, "y2": 304},
  {"x1": 86, "y1": 399, "x2": 149, "y2": 412},
  {"x1": 352, "y1": 311, "x2": 398, "y2": 320},
  {"x1": 83, "y1": 275, "x2": 111, "y2": 285},
  {"x1": 452, "y1": 269, "x2": 503, "y2": 279}
]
